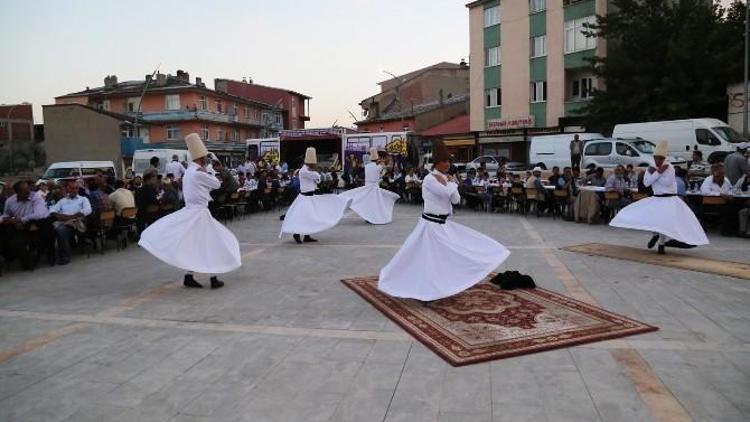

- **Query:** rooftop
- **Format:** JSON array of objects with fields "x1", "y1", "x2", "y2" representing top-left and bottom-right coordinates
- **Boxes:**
[{"x1": 356, "y1": 93, "x2": 469, "y2": 125}]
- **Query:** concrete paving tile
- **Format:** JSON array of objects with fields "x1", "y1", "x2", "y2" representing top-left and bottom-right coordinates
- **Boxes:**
[
  {"x1": 329, "y1": 387, "x2": 393, "y2": 422},
  {"x1": 438, "y1": 411, "x2": 492, "y2": 422}
]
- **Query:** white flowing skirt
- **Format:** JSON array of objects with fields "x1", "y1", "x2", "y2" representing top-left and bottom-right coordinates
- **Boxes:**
[
  {"x1": 280, "y1": 194, "x2": 352, "y2": 237},
  {"x1": 610, "y1": 196, "x2": 709, "y2": 245},
  {"x1": 378, "y1": 218, "x2": 511, "y2": 301},
  {"x1": 138, "y1": 206, "x2": 241, "y2": 274},
  {"x1": 339, "y1": 184, "x2": 400, "y2": 225}
]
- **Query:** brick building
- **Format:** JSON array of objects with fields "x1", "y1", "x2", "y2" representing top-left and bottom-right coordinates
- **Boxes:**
[
  {"x1": 54, "y1": 70, "x2": 284, "y2": 144},
  {"x1": 215, "y1": 78, "x2": 311, "y2": 130}
]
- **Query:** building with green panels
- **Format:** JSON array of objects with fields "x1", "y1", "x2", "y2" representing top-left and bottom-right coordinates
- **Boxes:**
[{"x1": 467, "y1": 0, "x2": 604, "y2": 161}]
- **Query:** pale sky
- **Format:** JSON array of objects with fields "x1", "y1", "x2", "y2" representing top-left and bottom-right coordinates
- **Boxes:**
[{"x1": 0, "y1": 0, "x2": 469, "y2": 128}]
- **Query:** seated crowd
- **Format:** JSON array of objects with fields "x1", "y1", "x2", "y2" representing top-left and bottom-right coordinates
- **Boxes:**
[{"x1": 3, "y1": 148, "x2": 747, "y2": 273}]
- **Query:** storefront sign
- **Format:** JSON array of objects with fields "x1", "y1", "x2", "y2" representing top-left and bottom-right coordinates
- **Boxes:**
[{"x1": 486, "y1": 116, "x2": 535, "y2": 131}]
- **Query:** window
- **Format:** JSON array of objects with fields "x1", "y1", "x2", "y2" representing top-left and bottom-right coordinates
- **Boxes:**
[
  {"x1": 166, "y1": 125, "x2": 181, "y2": 140},
  {"x1": 695, "y1": 129, "x2": 721, "y2": 146},
  {"x1": 199, "y1": 96, "x2": 208, "y2": 111},
  {"x1": 531, "y1": 35, "x2": 547, "y2": 58},
  {"x1": 530, "y1": 81, "x2": 547, "y2": 103},
  {"x1": 201, "y1": 124, "x2": 210, "y2": 141},
  {"x1": 571, "y1": 77, "x2": 594, "y2": 100},
  {"x1": 485, "y1": 88, "x2": 501, "y2": 107},
  {"x1": 616, "y1": 142, "x2": 638, "y2": 157},
  {"x1": 216, "y1": 98, "x2": 223, "y2": 113},
  {"x1": 484, "y1": 5, "x2": 500, "y2": 27},
  {"x1": 486, "y1": 46, "x2": 501, "y2": 66},
  {"x1": 564, "y1": 16, "x2": 596, "y2": 53},
  {"x1": 530, "y1": 0, "x2": 546, "y2": 13},
  {"x1": 275, "y1": 114, "x2": 282, "y2": 124},
  {"x1": 126, "y1": 97, "x2": 140, "y2": 112},
  {"x1": 244, "y1": 106, "x2": 250, "y2": 119},
  {"x1": 584, "y1": 142, "x2": 612, "y2": 156},
  {"x1": 232, "y1": 128, "x2": 239, "y2": 141},
  {"x1": 165, "y1": 94, "x2": 180, "y2": 110},
  {"x1": 217, "y1": 127, "x2": 224, "y2": 141},
  {"x1": 232, "y1": 103, "x2": 239, "y2": 116},
  {"x1": 102, "y1": 99, "x2": 111, "y2": 111}
]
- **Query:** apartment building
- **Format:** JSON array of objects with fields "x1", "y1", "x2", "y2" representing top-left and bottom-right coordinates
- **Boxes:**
[
  {"x1": 55, "y1": 70, "x2": 284, "y2": 144},
  {"x1": 467, "y1": 0, "x2": 606, "y2": 160}
]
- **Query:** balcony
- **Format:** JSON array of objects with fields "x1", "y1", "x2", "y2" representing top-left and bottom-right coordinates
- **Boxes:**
[{"x1": 123, "y1": 110, "x2": 263, "y2": 126}]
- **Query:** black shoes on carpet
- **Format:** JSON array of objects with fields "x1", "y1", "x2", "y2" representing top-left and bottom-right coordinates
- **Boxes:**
[
  {"x1": 664, "y1": 239, "x2": 696, "y2": 249},
  {"x1": 293, "y1": 234, "x2": 318, "y2": 244},
  {"x1": 649, "y1": 235, "x2": 695, "y2": 254},
  {"x1": 184, "y1": 274, "x2": 224, "y2": 289},
  {"x1": 490, "y1": 271, "x2": 537, "y2": 290}
]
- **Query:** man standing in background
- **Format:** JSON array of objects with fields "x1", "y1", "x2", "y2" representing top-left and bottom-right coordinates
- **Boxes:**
[{"x1": 570, "y1": 135, "x2": 584, "y2": 170}]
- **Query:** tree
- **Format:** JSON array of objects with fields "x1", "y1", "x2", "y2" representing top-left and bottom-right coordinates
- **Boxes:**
[{"x1": 582, "y1": 0, "x2": 746, "y2": 132}]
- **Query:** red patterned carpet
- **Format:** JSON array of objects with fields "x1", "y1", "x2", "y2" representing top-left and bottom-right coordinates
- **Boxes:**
[{"x1": 342, "y1": 276, "x2": 657, "y2": 366}]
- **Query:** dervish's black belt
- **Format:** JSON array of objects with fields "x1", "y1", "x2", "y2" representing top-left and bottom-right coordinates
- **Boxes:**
[
  {"x1": 422, "y1": 213, "x2": 449, "y2": 224},
  {"x1": 300, "y1": 191, "x2": 315, "y2": 196},
  {"x1": 654, "y1": 194, "x2": 677, "y2": 197}
]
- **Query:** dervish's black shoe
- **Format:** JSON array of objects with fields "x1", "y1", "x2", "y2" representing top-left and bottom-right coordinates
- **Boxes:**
[
  {"x1": 293, "y1": 234, "x2": 303, "y2": 244},
  {"x1": 304, "y1": 235, "x2": 318, "y2": 242},
  {"x1": 279, "y1": 214, "x2": 286, "y2": 221},
  {"x1": 664, "y1": 239, "x2": 696, "y2": 249},
  {"x1": 647, "y1": 234, "x2": 659, "y2": 249},
  {"x1": 210, "y1": 276, "x2": 224, "y2": 289},
  {"x1": 184, "y1": 274, "x2": 203, "y2": 288},
  {"x1": 657, "y1": 245, "x2": 666, "y2": 255}
]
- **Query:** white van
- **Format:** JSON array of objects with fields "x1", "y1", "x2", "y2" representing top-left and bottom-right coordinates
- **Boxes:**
[
  {"x1": 612, "y1": 119, "x2": 746, "y2": 163},
  {"x1": 40, "y1": 161, "x2": 117, "y2": 183},
  {"x1": 528, "y1": 133, "x2": 604, "y2": 169},
  {"x1": 581, "y1": 138, "x2": 657, "y2": 169},
  {"x1": 132, "y1": 149, "x2": 191, "y2": 177}
]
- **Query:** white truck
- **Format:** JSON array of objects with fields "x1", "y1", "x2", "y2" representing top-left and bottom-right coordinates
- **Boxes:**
[
  {"x1": 133, "y1": 149, "x2": 190, "y2": 177},
  {"x1": 246, "y1": 138, "x2": 281, "y2": 165},
  {"x1": 528, "y1": 133, "x2": 604, "y2": 169},
  {"x1": 612, "y1": 118, "x2": 746, "y2": 163}
]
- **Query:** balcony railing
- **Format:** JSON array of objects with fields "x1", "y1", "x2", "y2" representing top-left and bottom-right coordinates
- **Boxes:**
[{"x1": 122, "y1": 110, "x2": 262, "y2": 126}]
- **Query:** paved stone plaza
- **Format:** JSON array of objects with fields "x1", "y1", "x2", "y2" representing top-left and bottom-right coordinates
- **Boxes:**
[{"x1": 0, "y1": 204, "x2": 748, "y2": 422}]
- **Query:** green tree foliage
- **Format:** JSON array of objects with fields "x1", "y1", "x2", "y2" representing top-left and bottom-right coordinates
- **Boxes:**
[{"x1": 583, "y1": 0, "x2": 746, "y2": 132}]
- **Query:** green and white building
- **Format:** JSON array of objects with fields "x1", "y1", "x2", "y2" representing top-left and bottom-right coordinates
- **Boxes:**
[{"x1": 467, "y1": 0, "x2": 607, "y2": 161}]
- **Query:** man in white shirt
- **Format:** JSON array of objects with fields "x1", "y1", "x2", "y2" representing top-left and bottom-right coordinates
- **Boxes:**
[
  {"x1": 700, "y1": 163, "x2": 740, "y2": 236},
  {"x1": 50, "y1": 180, "x2": 92, "y2": 265},
  {"x1": 165, "y1": 155, "x2": 185, "y2": 181},
  {"x1": 700, "y1": 163, "x2": 733, "y2": 197},
  {"x1": 610, "y1": 141, "x2": 708, "y2": 253},
  {"x1": 378, "y1": 140, "x2": 510, "y2": 301}
]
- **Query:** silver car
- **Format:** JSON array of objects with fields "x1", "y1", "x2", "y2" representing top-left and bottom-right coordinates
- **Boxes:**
[{"x1": 582, "y1": 139, "x2": 656, "y2": 169}]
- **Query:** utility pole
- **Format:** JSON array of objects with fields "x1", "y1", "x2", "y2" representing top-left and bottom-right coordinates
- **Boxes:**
[
  {"x1": 744, "y1": 0, "x2": 749, "y2": 137},
  {"x1": 135, "y1": 66, "x2": 160, "y2": 141},
  {"x1": 382, "y1": 70, "x2": 406, "y2": 131},
  {"x1": 5, "y1": 104, "x2": 17, "y2": 174}
]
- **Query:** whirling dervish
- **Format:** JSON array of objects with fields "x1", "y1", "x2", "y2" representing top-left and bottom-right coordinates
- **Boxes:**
[
  {"x1": 377, "y1": 140, "x2": 511, "y2": 301},
  {"x1": 610, "y1": 140, "x2": 709, "y2": 254},
  {"x1": 279, "y1": 147, "x2": 352, "y2": 244},
  {"x1": 339, "y1": 146, "x2": 401, "y2": 225},
  {"x1": 138, "y1": 133, "x2": 241, "y2": 289}
]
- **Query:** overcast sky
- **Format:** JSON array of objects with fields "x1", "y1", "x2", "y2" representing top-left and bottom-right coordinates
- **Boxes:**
[
  {"x1": 0, "y1": 0, "x2": 738, "y2": 128},
  {"x1": 0, "y1": 0, "x2": 469, "y2": 128}
]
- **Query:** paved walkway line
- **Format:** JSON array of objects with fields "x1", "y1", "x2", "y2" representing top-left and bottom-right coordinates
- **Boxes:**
[
  {"x1": 520, "y1": 217, "x2": 693, "y2": 422},
  {"x1": 0, "y1": 309, "x2": 410, "y2": 341},
  {"x1": 2, "y1": 309, "x2": 747, "y2": 352},
  {"x1": 238, "y1": 242, "x2": 554, "y2": 250},
  {"x1": 0, "y1": 322, "x2": 89, "y2": 364}
]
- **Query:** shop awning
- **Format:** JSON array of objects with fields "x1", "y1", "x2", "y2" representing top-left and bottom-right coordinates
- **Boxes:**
[
  {"x1": 444, "y1": 138, "x2": 475, "y2": 147},
  {"x1": 478, "y1": 136, "x2": 525, "y2": 144}
]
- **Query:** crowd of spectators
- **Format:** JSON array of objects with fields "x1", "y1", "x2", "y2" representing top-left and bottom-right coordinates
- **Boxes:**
[{"x1": 2, "y1": 145, "x2": 748, "y2": 274}]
